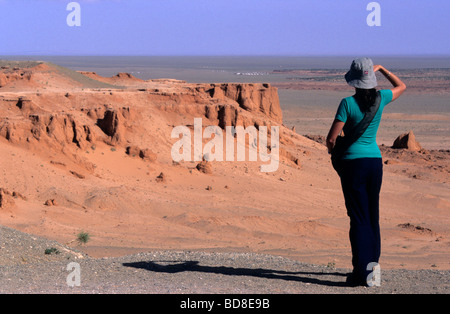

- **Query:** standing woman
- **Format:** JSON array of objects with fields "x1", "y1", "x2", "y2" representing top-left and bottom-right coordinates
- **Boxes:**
[{"x1": 326, "y1": 58, "x2": 406, "y2": 287}]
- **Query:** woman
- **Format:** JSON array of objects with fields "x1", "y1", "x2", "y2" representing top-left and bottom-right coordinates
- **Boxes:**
[{"x1": 326, "y1": 58, "x2": 406, "y2": 287}]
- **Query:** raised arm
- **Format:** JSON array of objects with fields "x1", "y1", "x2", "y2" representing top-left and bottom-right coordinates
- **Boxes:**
[{"x1": 373, "y1": 65, "x2": 406, "y2": 101}]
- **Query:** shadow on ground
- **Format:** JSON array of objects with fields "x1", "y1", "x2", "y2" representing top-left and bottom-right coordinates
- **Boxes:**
[{"x1": 123, "y1": 260, "x2": 349, "y2": 287}]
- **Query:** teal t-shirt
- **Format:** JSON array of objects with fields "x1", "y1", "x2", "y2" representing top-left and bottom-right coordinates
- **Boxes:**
[{"x1": 335, "y1": 89, "x2": 393, "y2": 160}]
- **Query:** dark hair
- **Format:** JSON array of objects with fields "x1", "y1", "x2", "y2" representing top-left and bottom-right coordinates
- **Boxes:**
[{"x1": 354, "y1": 88, "x2": 378, "y2": 112}]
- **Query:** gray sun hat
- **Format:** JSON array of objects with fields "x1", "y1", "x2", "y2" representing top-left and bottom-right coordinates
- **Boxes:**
[{"x1": 345, "y1": 57, "x2": 377, "y2": 89}]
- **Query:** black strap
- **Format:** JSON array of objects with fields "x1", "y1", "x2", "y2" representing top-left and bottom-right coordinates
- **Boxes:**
[{"x1": 331, "y1": 91, "x2": 381, "y2": 162}]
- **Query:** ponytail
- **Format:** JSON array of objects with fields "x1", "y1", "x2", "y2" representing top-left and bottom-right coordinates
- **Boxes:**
[{"x1": 355, "y1": 88, "x2": 378, "y2": 112}]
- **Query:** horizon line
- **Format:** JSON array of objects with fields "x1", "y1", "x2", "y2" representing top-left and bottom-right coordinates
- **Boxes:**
[{"x1": 1, "y1": 53, "x2": 450, "y2": 58}]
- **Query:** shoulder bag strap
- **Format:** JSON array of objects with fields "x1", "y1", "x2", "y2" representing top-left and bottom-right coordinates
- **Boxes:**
[{"x1": 332, "y1": 91, "x2": 382, "y2": 160}]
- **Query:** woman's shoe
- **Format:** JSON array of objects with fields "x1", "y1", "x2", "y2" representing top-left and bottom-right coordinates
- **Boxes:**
[{"x1": 345, "y1": 273, "x2": 367, "y2": 287}]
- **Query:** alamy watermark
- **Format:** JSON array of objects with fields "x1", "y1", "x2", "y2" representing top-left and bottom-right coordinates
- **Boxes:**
[
  {"x1": 66, "y1": 2, "x2": 81, "y2": 27},
  {"x1": 66, "y1": 262, "x2": 81, "y2": 287},
  {"x1": 367, "y1": 2, "x2": 381, "y2": 27},
  {"x1": 366, "y1": 262, "x2": 381, "y2": 287},
  {"x1": 171, "y1": 118, "x2": 280, "y2": 173},
  {"x1": 64, "y1": 2, "x2": 380, "y2": 28}
]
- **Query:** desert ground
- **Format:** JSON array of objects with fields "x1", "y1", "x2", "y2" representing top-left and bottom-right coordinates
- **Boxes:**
[{"x1": 0, "y1": 60, "x2": 449, "y2": 277}]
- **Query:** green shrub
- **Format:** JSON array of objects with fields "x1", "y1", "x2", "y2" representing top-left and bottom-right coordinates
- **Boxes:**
[
  {"x1": 77, "y1": 231, "x2": 91, "y2": 245},
  {"x1": 45, "y1": 247, "x2": 60, "y2": 255}
]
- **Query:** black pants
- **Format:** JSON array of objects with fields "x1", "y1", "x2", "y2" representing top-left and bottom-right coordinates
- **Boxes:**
[{"x1": 336, "y1": 158, "x2": 383, "y2": 282}]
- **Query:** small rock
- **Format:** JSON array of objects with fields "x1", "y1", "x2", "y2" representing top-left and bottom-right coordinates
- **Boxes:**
[
  {"x1": 44, "y1": 199, "x2": 58, "y2": 206},
  {"x1": 155, "y1": 172, "x2": 165, "y2": 183},
  {"x1": 126, "y1": 145, "x2": 157, "y2": 162},
  {"x1": 196, "y1": 161, "x2": 212, "y2": 174},
  {"x1": 0, "y1": 188, "x2": 15, "y2": 209},
  {"x1": 384, "y1": 159, "x2": 400, "y2": 165},
  {"x1": 70, "y1": 170, "x2": 85, "y2": 179},
  {"x1": 392, "y1": 131, "x2": 422, "y2": 151}
]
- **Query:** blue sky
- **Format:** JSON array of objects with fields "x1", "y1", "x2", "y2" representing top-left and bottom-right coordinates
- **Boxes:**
[{"x1": 0, "y1": 0, "x2": 449, "y2": 56}]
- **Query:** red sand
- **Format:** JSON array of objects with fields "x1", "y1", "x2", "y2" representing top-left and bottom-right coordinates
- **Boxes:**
[{"x1": 1, "y1": 62, "x2": 448, "y2": 270}]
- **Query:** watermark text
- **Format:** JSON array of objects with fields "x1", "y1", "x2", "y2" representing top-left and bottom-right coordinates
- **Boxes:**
[
  {"x1": 171, "y1": 118, "x2": 279, "y2": 173},
  {"x1": 367, "y1": 2, "x2": 381, "y2": 27},
  {"x1": 66, "y1": 2, "x2": 81, "y2": 27}
]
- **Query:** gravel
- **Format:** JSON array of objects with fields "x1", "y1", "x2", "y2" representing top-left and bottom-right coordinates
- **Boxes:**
[{"x1": 1, "y1": 225, "x2": 448, "y2": 294}]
